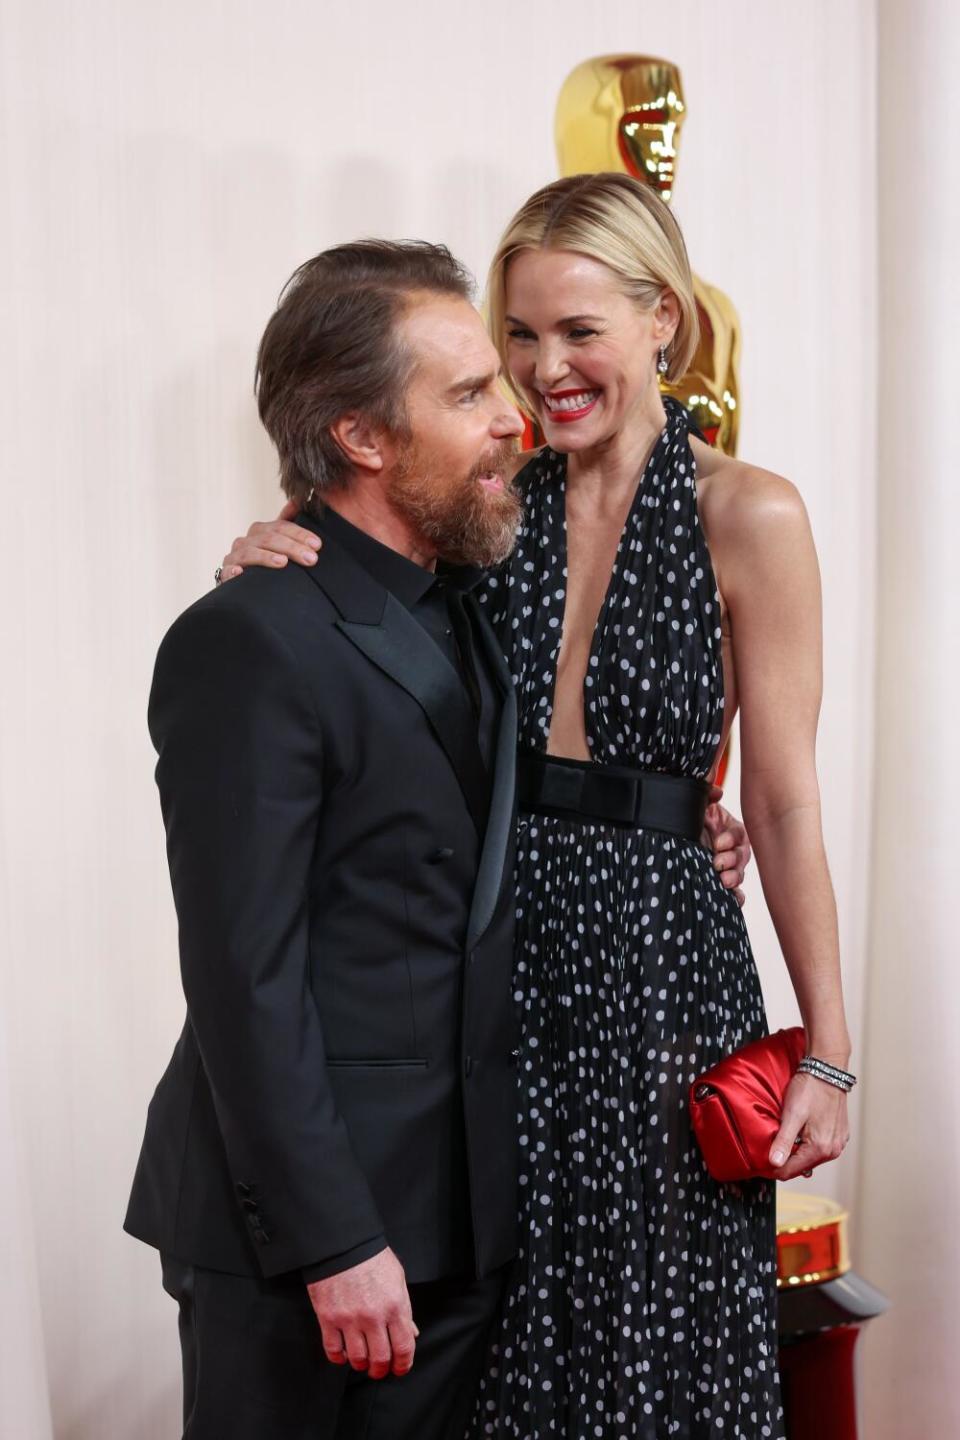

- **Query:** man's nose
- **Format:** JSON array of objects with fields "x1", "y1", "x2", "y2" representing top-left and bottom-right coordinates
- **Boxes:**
[{"x1": 492, "y1": 403, "x2": 524, "y2": 439}]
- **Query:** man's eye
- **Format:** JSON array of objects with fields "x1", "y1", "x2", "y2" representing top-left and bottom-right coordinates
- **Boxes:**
[{"x1": 459, "y1": 389, "x2": 480, "y2": 404}]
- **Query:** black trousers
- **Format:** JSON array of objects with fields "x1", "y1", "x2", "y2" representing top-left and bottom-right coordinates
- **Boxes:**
[{"x1": 160, "y1": 1254, "x2": 505, "y2": 1440}]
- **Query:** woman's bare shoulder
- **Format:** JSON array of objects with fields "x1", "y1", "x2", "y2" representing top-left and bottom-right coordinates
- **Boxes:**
[{"x1": 693, "y1": 440, "x2": 807, "y2": 546}]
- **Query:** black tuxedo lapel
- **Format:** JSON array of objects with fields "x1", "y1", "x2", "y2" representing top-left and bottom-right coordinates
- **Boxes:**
[
  {"x1": 298, "y1": 515, "x2": 490, "y2": 834},
  {"x1": 338, "y1": 597, "x2": 489, "y2": 832},
  {"x1": 464, "y1": 599, "x2": 518, "y2": 952}
]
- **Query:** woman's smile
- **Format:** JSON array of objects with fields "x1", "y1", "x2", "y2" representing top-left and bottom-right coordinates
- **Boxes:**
[{"x1": 540, "y1": 387, "x2": 602, "y2": 422}]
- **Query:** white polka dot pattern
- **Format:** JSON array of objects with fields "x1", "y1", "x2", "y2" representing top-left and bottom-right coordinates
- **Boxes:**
[{"x1": 470, "y1": 401, "x2": 784, "y2": 1438}]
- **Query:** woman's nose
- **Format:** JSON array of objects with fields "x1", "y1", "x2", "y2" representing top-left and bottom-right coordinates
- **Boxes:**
[{"x1": 535, "y1": 345, "x2": 569, "y2": 389}]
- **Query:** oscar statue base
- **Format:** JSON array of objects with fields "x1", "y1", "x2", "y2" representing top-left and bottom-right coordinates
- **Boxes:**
[{"x1": 777, "y1": 1194, "x2": 889, "y2": 1440}]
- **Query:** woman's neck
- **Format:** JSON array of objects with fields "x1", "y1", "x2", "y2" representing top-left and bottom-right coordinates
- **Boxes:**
[{"x1": 565, "y1": 389, "x2": 667, "y2": 513}]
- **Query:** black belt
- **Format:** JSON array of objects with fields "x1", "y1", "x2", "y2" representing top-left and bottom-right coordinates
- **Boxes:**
[{"x1": 516, "y1": 751, "x2": 709, "y2": 841}]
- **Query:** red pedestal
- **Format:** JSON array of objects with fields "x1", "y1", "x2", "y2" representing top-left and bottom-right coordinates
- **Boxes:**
[
  {"x1": 779, "y1": 1324, "x2": 861, "y2": 1440},
  {"x1": 776, "y1": 1196, "x2": 888, "y2": 1440}
]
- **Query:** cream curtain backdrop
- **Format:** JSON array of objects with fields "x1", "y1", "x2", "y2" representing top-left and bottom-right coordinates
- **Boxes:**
[
  {"x1": 0, "y1": 962, "x2": 53, "y2": 1440},
  {"x1": 0, "y1": 0, "x2": 894, "y2": 1434},
  {"x1": 855, "y1": 1, "x2": 960, "y2": 1436}
]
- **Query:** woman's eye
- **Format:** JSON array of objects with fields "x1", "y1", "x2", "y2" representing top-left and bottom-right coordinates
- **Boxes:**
[
  {"x1": 507, "y1": 328, "x2": 534, "y2": 341},
  {"x1": 569, "y1": 327, "x2": 597, "y2": 341}
]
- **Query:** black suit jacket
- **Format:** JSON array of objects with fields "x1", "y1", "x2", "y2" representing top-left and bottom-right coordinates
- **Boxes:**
[{"x1": 124, "y1": 512, "x2": 520, "y2": 1283}]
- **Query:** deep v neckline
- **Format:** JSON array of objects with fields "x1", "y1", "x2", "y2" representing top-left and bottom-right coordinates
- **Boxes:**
[{"x1": 546, "y1": 418, "x2": 674, "y2": 759}]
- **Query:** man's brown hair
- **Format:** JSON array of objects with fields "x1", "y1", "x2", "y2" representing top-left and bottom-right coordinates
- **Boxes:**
[{"x1": 255, "y1": 240, "x2": 473, "y2": 506}]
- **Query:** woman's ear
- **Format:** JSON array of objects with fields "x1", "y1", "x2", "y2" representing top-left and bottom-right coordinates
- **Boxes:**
[
  {"x1": 652, "y1": 289, "x2": 681, "y2": 347},
  {"x1": 329, "y1": 412, "x2": 386, "y2": 475}
]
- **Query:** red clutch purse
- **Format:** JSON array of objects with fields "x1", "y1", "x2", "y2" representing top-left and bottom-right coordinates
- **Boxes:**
[{"x1": 689, "y1": 1027, "x2": 806, "y2": 1182}]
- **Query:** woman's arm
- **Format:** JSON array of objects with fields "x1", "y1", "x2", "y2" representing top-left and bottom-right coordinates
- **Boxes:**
[
  {"x1": 218, "y1": 449, "x2": 541, "y2": 582},
  {"x1": 216, "y1": 491, "x2": 755, "y2": 900},
  {"x1": 706, "y1": 463, "x2": 851, "y2": 1180}
]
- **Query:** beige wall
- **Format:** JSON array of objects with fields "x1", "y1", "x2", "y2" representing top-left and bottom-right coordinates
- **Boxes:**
[
  {"x1": 0, "y1": 2, "x2": 884, "y2": 1435},
  {"x1": 856, "y1": 2, "x2": 960, "y2": 1435}
]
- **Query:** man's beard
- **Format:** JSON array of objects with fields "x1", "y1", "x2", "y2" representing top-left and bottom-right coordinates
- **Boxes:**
[{"x1": 387, "y1": 438, "x2": 523, "y2": 569}]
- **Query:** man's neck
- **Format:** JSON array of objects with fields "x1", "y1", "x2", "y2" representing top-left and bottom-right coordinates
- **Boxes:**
[{"x1": 322, "y1": 490, "x2": 438, "y2": 572}]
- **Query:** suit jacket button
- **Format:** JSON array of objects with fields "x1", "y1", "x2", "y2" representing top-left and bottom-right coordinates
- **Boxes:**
[
  {"x1": 241, "y1": 1199, "x2": 259, "y2": 1214},
  {"x1": 428, "y1": 846, "x2": 455, "y2": 864},
  {"x1": 236, "y1": 1182, "x2": 252, "y2": 1198},
  {"x1": 253, "y1": 1227, "x2": 270, "y2": 1245}
]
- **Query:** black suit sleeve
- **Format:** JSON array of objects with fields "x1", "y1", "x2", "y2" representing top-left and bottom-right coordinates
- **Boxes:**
[
  {"x1": 149, "y1": 601, "x2": 384, "y2": 1278},
  {"x1": 301, "y1": 1235, "x2": 388, "y2": 1284}
]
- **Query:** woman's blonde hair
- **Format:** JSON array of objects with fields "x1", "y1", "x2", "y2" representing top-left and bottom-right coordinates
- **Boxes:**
[{"x1": 486, "y1": 172, "x2": 699, "y2": 406}]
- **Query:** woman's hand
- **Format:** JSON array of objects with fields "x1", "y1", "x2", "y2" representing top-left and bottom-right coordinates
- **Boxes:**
[
  {"x1": 702, "y1": 785, "x2": 751, "y2": 907},
  {"x1": 218, "y1": 500, "x2": 323, "y2": 584},
  {"x1": 768, "y1": 1072, "x2": 850, "y2": 1181}
]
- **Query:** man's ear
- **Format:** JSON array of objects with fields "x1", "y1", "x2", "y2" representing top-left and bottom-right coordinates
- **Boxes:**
[{"x1": 329, "y1": 412, "x2": 387, "y2": 475}]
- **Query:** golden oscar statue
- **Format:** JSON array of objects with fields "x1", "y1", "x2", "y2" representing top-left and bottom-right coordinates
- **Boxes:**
[{"x1": 555, "y1": 54, "x2": 741, "y2": 455}]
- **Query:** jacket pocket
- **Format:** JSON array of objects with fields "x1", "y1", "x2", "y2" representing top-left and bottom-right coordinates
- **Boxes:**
[{"x1": 326, "y1": 1058, "x2": 429, "y2": 1069}]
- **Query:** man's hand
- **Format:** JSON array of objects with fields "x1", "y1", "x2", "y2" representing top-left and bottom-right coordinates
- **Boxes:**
[
  {"x1": 702, "y1": 785, "x2": 752, "y2": 908},
  {"x1": 306, "y1": 1247, "x2": 419, "y2": 1380}
]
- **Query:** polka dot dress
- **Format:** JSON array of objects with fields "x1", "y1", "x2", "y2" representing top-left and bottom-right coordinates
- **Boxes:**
[{"x1": 470, "y1": 400, "x2": 784, "y2": 1438}]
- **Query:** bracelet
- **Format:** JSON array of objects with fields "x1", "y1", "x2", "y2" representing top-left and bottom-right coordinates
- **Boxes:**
[
  {"x1": 801, "y1": 1055, "x2": 856, "y2": 1085},
  {"x1": 797, "y1": 1055, "x2": 857, "y2": 1093}
]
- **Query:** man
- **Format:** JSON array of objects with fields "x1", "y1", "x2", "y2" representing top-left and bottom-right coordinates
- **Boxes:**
[
  {"x1": 127, "y1": 238, "x2": 751, "y2": 1439},
  {"x1": 125, "y1": 240, "x2": 528, "y2": 1439}
]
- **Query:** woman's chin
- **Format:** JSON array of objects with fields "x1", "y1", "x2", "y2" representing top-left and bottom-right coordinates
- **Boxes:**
[
  {"x1": 539, "y1": 403, "x2": 605, "y2": 451},
  {"x1": 542, "y1": 419, "x2": 602, "y2": 453}
]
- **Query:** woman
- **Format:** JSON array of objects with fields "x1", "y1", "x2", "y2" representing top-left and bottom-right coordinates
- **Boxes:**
[{"x1": 219, "y1": 174, "x2": 851, "y2": 1439}]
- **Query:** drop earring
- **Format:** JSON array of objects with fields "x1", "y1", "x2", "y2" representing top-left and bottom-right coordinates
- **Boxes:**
[{"x1": 657, "y1": 344, "x2": 669, "y2": 377}]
